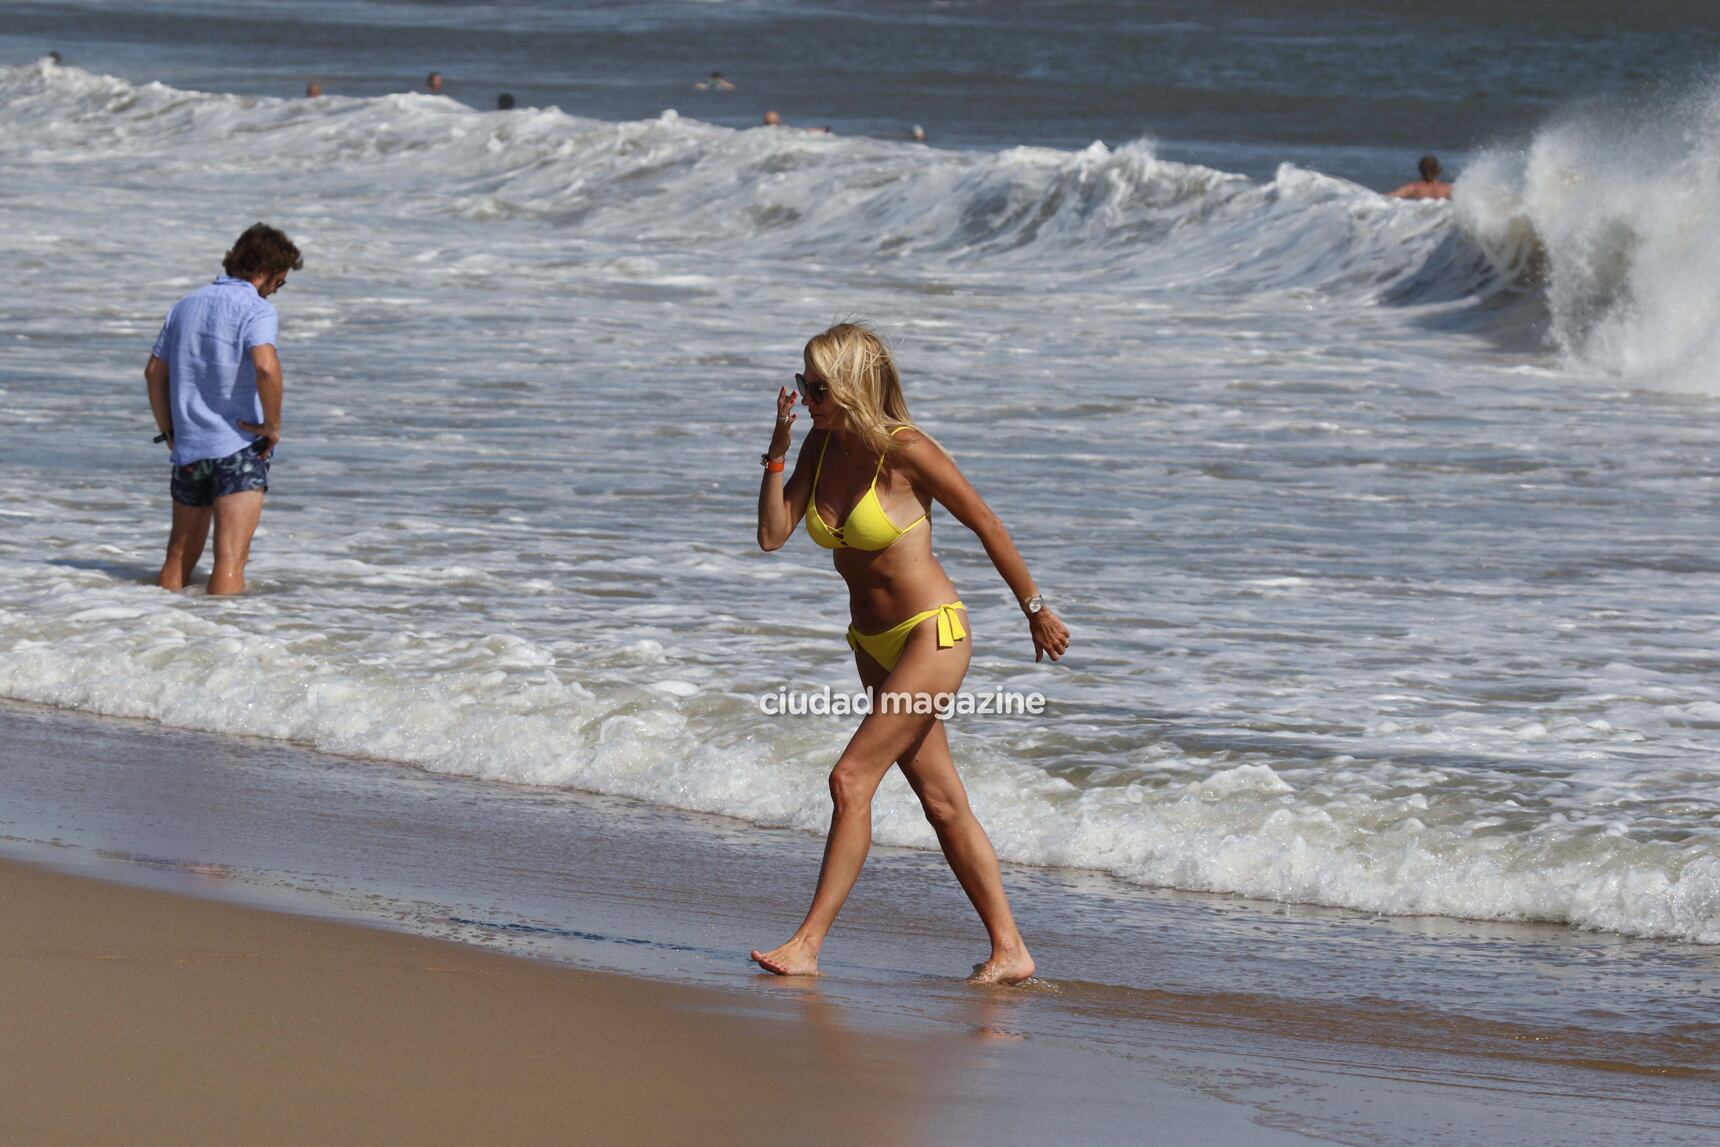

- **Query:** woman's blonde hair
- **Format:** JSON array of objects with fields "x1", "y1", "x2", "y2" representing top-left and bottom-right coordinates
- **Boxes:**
[{"x1": 803, "y1": 321, "x2": 912, "y2": 458}]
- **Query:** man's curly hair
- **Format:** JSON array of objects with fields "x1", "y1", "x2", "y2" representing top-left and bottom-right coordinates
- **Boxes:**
[{"x1": 222, "y1": 223, "x2": 304, "y2": 280}]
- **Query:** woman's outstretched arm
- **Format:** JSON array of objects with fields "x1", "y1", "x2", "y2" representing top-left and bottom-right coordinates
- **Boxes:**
[{"x1": 896, "y1": 431, "x2": 1071, "y2": 662}]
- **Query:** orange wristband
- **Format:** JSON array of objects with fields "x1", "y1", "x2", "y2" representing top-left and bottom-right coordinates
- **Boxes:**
[{"x1": 766, "y1": 458, "x2": 785, "y2": 473}]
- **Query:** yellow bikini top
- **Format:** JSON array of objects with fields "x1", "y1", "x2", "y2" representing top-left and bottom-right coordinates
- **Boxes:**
[{"x1": 805, "y1": 425, "x2": 928, "y2": 551}]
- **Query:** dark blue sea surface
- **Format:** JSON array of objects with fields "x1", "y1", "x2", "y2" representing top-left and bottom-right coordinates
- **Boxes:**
[{"x1": 4, "y1": 0, "x2": 1718, "y2": 186}]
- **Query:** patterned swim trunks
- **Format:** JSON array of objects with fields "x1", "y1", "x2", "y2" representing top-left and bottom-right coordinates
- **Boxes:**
[{"x1": 170, "y1": 441, "x2": 271, "y2": 507}]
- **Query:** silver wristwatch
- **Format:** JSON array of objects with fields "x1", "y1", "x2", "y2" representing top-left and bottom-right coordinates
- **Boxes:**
[{"x1": 1022, "y1": 594, "x2": 1045, "y2": 615}]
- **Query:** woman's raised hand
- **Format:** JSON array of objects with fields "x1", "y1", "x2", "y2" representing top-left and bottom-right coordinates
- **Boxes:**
[
  {"x1": 769, "y1": 387, "x2": 799, "y2": 459},
  {"x1": 1030, "y1": 608, "x2": 1071, "y2": 663}
]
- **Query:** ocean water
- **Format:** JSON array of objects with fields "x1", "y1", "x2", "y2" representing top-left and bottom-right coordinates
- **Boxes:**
[{"x1": 1, "y1": 0, "x2": 1718, "y2": 970}]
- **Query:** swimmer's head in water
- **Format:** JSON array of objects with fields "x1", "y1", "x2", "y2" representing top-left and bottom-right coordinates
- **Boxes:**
[
  {"x1": 763, "y1": 109, "x2": 782, "y2": 126},
  {"x1": 803, "y1": 322, "x2": 910, "y2": 453},
  {"x1": 1419, "y1": 154, "x2": 1441, "y2": 182}
]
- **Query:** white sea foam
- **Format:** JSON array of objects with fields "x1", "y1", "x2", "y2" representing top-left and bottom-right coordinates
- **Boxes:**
[
  {"x1": 1, "y1": 555, "x2": 1715, "y2": 944},
  {"x1": 1, "y1": 62, "x2": 1717, "y2": 945}
]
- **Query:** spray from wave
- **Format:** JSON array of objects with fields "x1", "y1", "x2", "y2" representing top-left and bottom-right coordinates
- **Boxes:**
[{"x1": 1456, "y1": 76, "x2": 1720, "y2": 387}]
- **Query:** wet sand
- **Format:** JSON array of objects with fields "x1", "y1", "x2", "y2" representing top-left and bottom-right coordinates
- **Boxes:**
[
  {"x1": 0, "y1": 858, "x2": 1325, "y2": 1147},
  {"x1": 0, "y1": 702, "x2": 1322, "y2": 1147},
  {"x1": 0, "y1": 858, "x2": 937, "y2": 1146}
]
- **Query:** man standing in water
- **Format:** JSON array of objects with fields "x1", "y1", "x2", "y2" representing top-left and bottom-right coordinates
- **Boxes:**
[
  {"x1": 144, "y1": 223, "x2": 302, "y2": 595},
  {"x1": 1387, "y1": 155, "x2": 1453, "y2": 200}
]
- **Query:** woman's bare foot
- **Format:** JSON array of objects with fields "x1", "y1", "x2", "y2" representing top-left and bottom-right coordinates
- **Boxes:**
[
  {"x1": 750, "y1": 936, "x2": 822, "y2": 976},
  {"x1": 967, "y1": 945, "x2": 1035, "y2": 985}
]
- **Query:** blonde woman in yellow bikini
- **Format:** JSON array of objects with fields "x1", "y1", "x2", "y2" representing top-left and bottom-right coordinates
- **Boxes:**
[{"x1": 752, "y1": 322, "x2": 1069, "y2": 984}]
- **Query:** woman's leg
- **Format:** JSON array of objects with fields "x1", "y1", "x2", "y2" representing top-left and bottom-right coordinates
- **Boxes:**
[
  {"x1": 897, "y1": 723, "x2": 1035, "y2": 983},
  {"x1": 751, "y1": 624, "x2": 969, "y2": 976}
]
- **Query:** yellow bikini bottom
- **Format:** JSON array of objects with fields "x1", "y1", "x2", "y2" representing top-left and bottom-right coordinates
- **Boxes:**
[{"x1": 846, "y1": 601, "x2": 967, "y2": 673}]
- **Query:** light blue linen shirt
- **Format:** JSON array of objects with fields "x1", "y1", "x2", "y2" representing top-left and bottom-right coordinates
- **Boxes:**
[{"x1": 151, "y1": 276, "x2": 279, "y2": 465}]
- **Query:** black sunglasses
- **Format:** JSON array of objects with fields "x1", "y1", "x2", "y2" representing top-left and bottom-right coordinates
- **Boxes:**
[{"x1": 794, "y1": 372, "x2": 829, "y2": 402}]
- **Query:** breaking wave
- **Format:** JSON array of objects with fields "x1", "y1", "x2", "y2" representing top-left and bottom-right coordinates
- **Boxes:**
[
  {"x1": 1456, "y1": 76, "x2": 1720, "y2": 388},
  {"x1": 1, "y1": 60, "x2": 1492, "y2": 305}
]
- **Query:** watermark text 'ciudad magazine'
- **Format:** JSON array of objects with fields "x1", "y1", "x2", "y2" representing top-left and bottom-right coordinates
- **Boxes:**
[{"x1": 758, "y1": 685, "x2": 1046, "y2": 719}]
